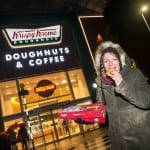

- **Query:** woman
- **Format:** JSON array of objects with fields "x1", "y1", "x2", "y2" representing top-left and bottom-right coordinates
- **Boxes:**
[{"x1": 95, "y1": 41, "x2": 150, "y2": 150}]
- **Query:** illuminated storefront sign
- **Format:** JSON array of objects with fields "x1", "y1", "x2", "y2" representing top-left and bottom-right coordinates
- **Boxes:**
[
  {"x1": 3, "y1": 25, "x2": 61, "y2": 48},
  {"x1": 0, "y1": 23, "x2": 81, "y2": 80},
  {"x1": 35, "y1": 79, "x2": 56, "y2": 97},
  {"x1": 5, "y1": 47, "x2": 70, "y2": 68}
]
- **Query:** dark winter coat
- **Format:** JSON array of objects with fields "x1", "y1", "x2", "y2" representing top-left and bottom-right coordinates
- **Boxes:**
[
  {"x1": 95, "y1": 41, "x2": 150, "y2": 150},
  {"x1": 18, "y1": 126, "x2": 29, "y2": 142}
]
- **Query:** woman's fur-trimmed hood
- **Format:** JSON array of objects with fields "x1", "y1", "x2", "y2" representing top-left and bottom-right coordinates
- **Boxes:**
[{"x1": 95, "y1": 41, "x2": 127, "y2": 74}]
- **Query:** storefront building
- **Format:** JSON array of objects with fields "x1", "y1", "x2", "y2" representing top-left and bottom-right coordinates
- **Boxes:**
[{"x1": 0, "y1": 12, "x2": 106, "y2": 148}]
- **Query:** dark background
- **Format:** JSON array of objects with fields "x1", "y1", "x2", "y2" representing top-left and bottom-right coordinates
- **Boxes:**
[
  {"x1": 0, "y1": 0, "x2": 149, "y2": 83},
  {"x1": 103, "y1": 0, "x2": 150, "y2": 83}
]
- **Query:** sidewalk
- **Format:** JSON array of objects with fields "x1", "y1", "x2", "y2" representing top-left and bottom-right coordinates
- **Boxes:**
[{"x1": 35, "y1": 127, "x2": 110, "y2": 150}]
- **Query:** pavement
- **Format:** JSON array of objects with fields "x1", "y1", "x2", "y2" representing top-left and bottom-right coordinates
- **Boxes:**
[{"x1": 35, "y1": 126, "x2": 110, "y2": 150}]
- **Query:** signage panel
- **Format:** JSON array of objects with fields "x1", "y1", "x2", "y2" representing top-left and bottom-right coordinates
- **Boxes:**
[
  {"x1": 0, "y1": 23, "x2": 81, "y2": 80},
  {"x1": 35, "y1": 79, "x2": 56, "y2": 98}
]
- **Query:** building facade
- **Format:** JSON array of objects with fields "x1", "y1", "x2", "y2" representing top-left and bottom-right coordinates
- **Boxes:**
[{"x1": 0, "y1": 12, "x2": 106, "y2": 148}]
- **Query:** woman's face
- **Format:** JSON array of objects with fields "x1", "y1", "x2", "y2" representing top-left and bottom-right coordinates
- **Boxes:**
[{"x1": 103, "y1": 52, "x2": 120, "y2": 73}]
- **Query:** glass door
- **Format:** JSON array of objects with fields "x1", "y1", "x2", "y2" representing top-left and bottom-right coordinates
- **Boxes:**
[{"x1": 29, "y1": 115, "x2": 45, "y2": 147}]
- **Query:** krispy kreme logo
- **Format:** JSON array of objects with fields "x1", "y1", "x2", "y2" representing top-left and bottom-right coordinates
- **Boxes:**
[{"x1": 3, "y1": 25, "x2": 62, "y2": 48}]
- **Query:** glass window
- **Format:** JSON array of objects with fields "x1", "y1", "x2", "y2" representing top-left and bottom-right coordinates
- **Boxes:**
[
  {"x1": 1, "y1": 68, "x2": 90, "y2": 116},
  {"x1": 18, "y1": 72, "x2": 73, "y2": 110},
  {"x1": 18, "y1": 69, "x2": 90, "y2": 111},
  {"x1": 68, "y1": 69, "x2": 90, "y2": 99},
  {"x1": 4, "y1": 118, "x2": 23, "y2": 131},
  {"x1": 0, "y1": 81, "x2": 21, "y2": 116}
]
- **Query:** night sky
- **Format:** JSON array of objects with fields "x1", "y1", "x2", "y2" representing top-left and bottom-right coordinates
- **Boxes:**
[{"x1": 103, "y1": 0, "x2": 150, "y2": 83}]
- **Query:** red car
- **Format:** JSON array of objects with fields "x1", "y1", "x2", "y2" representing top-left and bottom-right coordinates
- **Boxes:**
[{"x1": 58, "y1": 103, "x2": 106, "y2": 124}]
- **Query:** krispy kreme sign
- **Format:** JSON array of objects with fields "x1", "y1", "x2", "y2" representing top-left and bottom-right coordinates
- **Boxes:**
[
  {"x1": 3, "y1": 25, "x2": 61, "y2": 48},
  {"x1": 35, "y1": 79, "x2": 56, "y2": 97}
]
